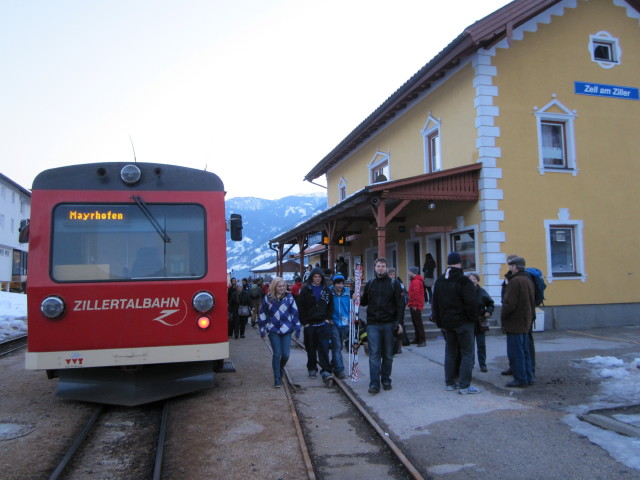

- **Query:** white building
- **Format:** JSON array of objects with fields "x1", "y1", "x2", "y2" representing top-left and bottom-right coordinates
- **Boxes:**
[{"x1": 0, "y1": 173, "x2": 30, "y2": 292}]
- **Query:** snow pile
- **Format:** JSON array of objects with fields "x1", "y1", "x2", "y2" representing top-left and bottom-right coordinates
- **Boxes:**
[
  {"x1": 564, "y1": 354, "x2": 640, "y2": 471},
  {"x1": 0, "y1": 292, "x2": 27, "y2": 340}
]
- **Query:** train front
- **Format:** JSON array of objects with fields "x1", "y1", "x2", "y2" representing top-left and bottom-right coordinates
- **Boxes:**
[{"x1": 25, "y1": 163, "x2": 238, "y2": 406}]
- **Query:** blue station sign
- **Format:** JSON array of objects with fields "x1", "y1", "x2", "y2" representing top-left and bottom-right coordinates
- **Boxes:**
[{"x1": 575, "y1": 81, "x2": 639, "y2": 100}]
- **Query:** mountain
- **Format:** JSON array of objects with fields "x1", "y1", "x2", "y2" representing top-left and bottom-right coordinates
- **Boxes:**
[{"x1": 225, "y1": 193, "x2": 326, "y2": 278}]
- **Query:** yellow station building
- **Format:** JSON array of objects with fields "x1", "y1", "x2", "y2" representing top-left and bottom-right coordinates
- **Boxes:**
[{"x1": 271, "y1": 0, "x2": 640, "y2": 329}]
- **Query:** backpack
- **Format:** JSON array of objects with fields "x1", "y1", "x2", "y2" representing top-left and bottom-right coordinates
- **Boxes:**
[
  {"x1": 249, "y1": 284, "x2": 261, "y2": 299},
  {"x1": 525, "y1": 268, "x2": 546, "y2": 306}
]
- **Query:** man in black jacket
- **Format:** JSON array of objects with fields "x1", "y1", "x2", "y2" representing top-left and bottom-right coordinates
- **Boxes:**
[
  {"x1": 361, "y1": 257, "x2": 404, "y2": 394},
  {"x1": 431, "y1": 252, "x2": 480, "y2": 394},
  {"x1": 298, "y1": 267, "x2": 334, "y2": 383}
]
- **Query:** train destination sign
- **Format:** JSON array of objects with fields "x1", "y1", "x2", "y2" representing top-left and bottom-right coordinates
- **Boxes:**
[
  {"x1": 68, "y1": 209, "x2": 125, "y2": 221},
  {"x1": 575, "y1": 81, "x2": 639, "y2": 100}
]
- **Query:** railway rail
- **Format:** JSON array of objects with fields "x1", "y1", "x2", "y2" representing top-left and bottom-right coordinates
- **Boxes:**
[
  {"x1": 283, "y1": 334, "x2": 425, "y2": 480},
  {"x1": 0, "y1": 334, "x2": 27, "y2": 357},
  {"x1": 48, "y1": 401, "x2": 169, "y2": 480}
]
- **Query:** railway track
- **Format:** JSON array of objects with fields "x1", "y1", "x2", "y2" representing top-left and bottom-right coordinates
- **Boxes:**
[
  {"x1": 0, "y1": 334, "x2": 27, "y2": 357},
  {"x1": 281, "y1": 335, "x2": 425, "y2": 480},
  {"x1": 48, "y1": 401, "x2": 169, "y2": 480}
]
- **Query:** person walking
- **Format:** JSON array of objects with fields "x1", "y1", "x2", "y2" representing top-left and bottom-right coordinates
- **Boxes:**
[
  {"x1": 229, "y1": 283, "x2": 251, "y2": 339},
  {"x1": 468, "y1": 273, "x2": 495, "y2": 372},
  {"x1": 249, "y1": 279, "x2": 264, "y2": 327},
  {"x1": 407, "y1": 266, "x2": 426, "y2": 347},
  {"x1": 330, "y1": 274, "x2": 350, "y2": 379},
  {"x1": 501, "y1": 256, "x2": 536, "y2": 388},
  {"x1": 422, "y1": 253, "x2": 437, "y2": 303},
  {"x1": 431, "y1": 252, "x2": 480, "y2": 394},
  {"x1": 298, "y1": 267, "x2": 334, "y2": 383},
  {"x1": 258, "y1": 277, "x2": 301, "y2": 388},
  {"x1": 361, "y1": 257, "x2": 405, "y2": 394}
]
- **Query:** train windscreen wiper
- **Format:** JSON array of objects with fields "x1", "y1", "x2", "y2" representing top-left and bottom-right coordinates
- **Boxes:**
[{"x1": 131, "y1": 195, "x2": 171, "y2": 243}]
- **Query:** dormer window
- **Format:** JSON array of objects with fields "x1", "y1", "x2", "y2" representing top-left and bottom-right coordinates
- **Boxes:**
[
  {"x1": 422, "y1": 114, "x2": 442, "y2": 173},
  {"x1": 589, "y1": 31, "x2": 621, "y2": 69},
  {"x1": 369, "y1": 151, "x2": 390, "y2": 184},
  {"x1": 338, "y1": 177, "x2": 347, "y2": 201}
]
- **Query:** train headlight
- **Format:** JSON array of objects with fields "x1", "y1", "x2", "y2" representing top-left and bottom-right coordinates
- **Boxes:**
[
  {"x1": 192, "y1": 291, "x2": 214, "y2": 313},
  {"x1": 120, "y1": 164, "x2": 142, "y2": 185},
  {"x1": 41, "y1": 296, "x2": 65, "y2": 319}
]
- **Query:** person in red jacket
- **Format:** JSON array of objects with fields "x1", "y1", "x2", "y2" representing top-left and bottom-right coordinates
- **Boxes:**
[{"x1": 407, "y1": 266, "x2": 426, "y2": 347}]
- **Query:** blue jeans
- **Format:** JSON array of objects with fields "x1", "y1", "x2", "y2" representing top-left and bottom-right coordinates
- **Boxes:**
[
  {"x1": 268, "y1": 332, "x2": 291, "y2": 381},
  {"x1": 507, "y1": 333, "x2": 534, "y2": 384},
  {"x1": 476, "y1": 330, "x2": 487, "y2": 368},
  {"x1": 444, "y1": 322, "x2": 475, "y2": 389},
  {"x1": 330, "y1": 324, "x2": 347, "y2": 374},
  {"x1": 367, "y1": 323, "x2": 394, "y2": 388}
]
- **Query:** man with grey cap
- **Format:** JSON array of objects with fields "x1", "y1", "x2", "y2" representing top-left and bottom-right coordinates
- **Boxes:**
[
  {"x1": 431, "y1": 252, "x2": 480, "y2": 394},
  {"x1": 501, "y1": 255, "x2": 536, "y2": 387}
]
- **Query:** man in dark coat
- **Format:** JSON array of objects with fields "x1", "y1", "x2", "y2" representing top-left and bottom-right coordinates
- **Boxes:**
[
  {"x1": 361, "y1": 257, "x2": 404, "y2": 394},
  {"x1": 298, "y1": 267, "x2": 334, "y2": 382},
  {"x1": 501, "y1": 255, "x2": 536, "y2": 387},
  {"x1": 431, "y1": 252, "x2": 480, "y2": 394}
]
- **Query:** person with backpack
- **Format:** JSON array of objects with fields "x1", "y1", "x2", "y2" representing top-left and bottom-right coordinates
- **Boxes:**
[
  {"x1": 500, "y1": 254, "x2": 545, "y2": 377},
  {"x1": 501, "y1": 256, "x2": 536, "y2": 388},
  {"x1": 431, "y1": 252, "x2": 480, "y2": 394},
  {"x1": 298, "y1": 267, "x2": 334, "y2": 384},
  {"x1": 249, "y1": 279, "x2": 264, "y2": 327}
]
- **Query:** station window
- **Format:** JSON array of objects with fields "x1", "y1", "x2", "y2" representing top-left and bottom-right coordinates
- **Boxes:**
[
  {"x1": 338, "y1": 177, "x2": 347, "y2": 202},
  {"x1": 544, "y1": 209, "x2": 585, "y2": 282},
  {"x1": 450, "y1": 229, "x2": 476, "y2": 272},
  {"x1": 422, "y1": 114, "x2": 442, "y2": 173},
  {"x1": 534, "y1": 97, "x2": 577, "y2": 175},
  {"x1": 369, "y1": 151, "x2": 390, "y2": 184},
  {"x1": 589, "y1": 32, "x2": 621, "y2": 69}
]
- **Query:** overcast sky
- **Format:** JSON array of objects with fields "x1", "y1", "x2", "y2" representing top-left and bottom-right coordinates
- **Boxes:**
[{"x1": 1, "y1": 0, "x2": 511, "y2": 199}]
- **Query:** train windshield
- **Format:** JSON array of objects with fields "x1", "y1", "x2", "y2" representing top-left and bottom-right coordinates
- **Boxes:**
[{"x1": 50, "y1": 203, "x2": 206, "y2": 282}]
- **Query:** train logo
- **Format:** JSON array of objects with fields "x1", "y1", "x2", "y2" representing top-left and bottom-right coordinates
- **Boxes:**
[
  {"x1": 65, "y1": 352, "x2": 84, "y2": 366},
  {"x1": 72, "y1": 296, "x2": 189, "y2": 327}
]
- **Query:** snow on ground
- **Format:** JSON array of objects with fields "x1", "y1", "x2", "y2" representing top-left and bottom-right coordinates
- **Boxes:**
[
  {"x1": 0, "y1": 291, "x2": 27, "y2": 340},
  {"x1": 565, "y1": 354, "x2": 640, "y2": 471},
  {"x1": 0, "y1": 291, "x2": 638, "y2": 470}
]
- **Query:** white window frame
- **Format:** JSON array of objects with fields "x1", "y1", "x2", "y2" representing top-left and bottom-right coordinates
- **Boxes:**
[
  {"x1": 369, "y1": 151, "x2": 390, "y2": 184},
  {"x1": 589, "y1": 31, "x2": 621, "y2": 70},
  {"x1": 544, "y1": 209, "x2": 586, "y2": 283},
  {"x1": 338, "y1": 177, "x2": 347, "y2": 202},
  {"x1": 449, "y1": 225, "x2": 478, "y2": 273},
  {"x1": 534, "y1": 97, "x2": 578, "y2": 176},
  {"x1": 421, "y1": 114, "x2": 442, "y2": 173}
]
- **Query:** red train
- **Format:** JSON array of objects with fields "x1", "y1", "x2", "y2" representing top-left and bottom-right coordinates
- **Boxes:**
[{"x1": 24, "y1": 162, "x2": 242, "y2": 405}]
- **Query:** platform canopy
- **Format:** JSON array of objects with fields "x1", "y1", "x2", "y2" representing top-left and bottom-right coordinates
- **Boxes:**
[{"x1": 251, "y1": 259, "x2": 301, "y2": 274}]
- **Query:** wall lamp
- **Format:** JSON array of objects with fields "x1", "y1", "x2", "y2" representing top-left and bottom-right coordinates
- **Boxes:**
[{"x1": 428, "y1": 201, "x2": 436, "y2": 210}]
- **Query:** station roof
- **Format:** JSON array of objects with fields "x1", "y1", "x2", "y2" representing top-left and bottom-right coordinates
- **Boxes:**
[{"x1": 304, "y1": 0, "x2": 640, "y2": 182}]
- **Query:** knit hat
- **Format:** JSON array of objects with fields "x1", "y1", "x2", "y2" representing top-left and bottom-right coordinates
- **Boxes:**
[
  {"x1": 408, "y1": 266, "x2": 419, "y2": 274},
  {"x1": 508, "y1": 256, "x2": 526, "y2": 268},
  {"x1": 332, "y1": 274, "x2": 345, "y2": 284},
  {"x1": 447, "y1": 252, "x2": 462, "y2": 265}
]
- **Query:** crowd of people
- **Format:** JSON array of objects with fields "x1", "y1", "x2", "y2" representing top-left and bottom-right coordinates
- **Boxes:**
[{"x1": 228, "y1": 251, "x2": 538, "y2": 394}]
